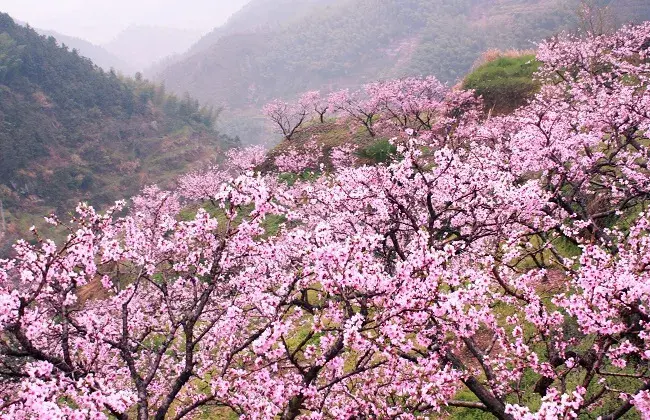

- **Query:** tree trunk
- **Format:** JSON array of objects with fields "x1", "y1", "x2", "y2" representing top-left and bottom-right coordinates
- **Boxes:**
[{"x1": 281, "y1": 395, "x2": 304, "y2": 420}]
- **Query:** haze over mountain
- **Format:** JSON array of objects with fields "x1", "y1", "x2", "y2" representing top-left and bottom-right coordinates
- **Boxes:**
[
  {"x1": 104, "y1": 25, "x2": 203, "y2": 72},
  {"x1": 159, "y1": 0, "x2": 650, "y2": 103},
  {"x1": 0, "y1": 0, "x2": 251, "y2": 44},
  {"x1": 16, "y1": 23, "x2": 209, "y2": 76},
  {"x1": 144, "y1": 0, "x2": 301, "y2": 76},
  {"x1": 186, "y1": 0, "x2": 341, "y2": 57},
  {"x1": 2, "y1": 0, "x2": 252, "y2": 74}
]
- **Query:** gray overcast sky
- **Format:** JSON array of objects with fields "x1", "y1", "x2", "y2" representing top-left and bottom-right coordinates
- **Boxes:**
[{"x1": 1, "y1": 0, "x2": 248, "y2": 44}]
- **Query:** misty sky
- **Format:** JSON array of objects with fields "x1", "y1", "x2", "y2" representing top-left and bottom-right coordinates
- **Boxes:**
[{"x1": 1, "y1": 0, "x2": 248, "y2": 44}]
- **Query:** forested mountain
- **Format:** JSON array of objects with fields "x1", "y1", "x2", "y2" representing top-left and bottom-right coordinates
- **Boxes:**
[
  {"x1": 156, "y1": 0, "x2": 650, "y2": 142},
  {"x1": 0, "y1": 13, "x2": 236, "y2": 252}
]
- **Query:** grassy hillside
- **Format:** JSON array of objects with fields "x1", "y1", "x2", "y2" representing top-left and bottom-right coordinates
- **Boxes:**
[
  {"x1": 0, "y1": 13, "x2": 237, "y2": 253},
  {"x1": 463, "y1": 51, "x2": 541, "y2": 114},
  {"x1": 157, "y1": 0, "x2": 650, "y2": 143}
]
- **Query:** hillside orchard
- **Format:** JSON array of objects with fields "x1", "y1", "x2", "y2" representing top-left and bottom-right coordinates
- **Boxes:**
[{"x1": 2, "y1": 23, "x2": 650, "y2": 419}]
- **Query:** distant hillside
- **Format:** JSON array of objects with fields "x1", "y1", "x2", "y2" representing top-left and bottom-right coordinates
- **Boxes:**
[
  {"x1": 0, "y1": 13, "x2": 237, "y2": 252},
  {"x1": 144, "y1": 0, "x2": 330, "y2": 77},
  {"x1": 155, "y1": 0, "x2": 650, "y2": 143},
  {"x1": 104, "y1": 25, "x2": 203, "y2": 72},
  {"x1": 186, "y1": 0, "x2": 340, "y2": 57}
]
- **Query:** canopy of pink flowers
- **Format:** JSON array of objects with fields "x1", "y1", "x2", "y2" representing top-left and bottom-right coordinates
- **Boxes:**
[{"x1": 2, "y1": 23, "x2": 650, "y2": 419}]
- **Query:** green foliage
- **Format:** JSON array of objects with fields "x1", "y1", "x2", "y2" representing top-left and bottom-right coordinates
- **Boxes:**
[
  {"x1": 463, "y1": 54, "x2": 541, "y2": 114},
  {"x1": 0, "y1": 32, "x2": 24, "y2": 82},
  {"x1": 357, "y1": 139, "x2": 397, "y2": 164},
  {"x1": 261, "y1": 214, "x2": 287, "y2": 238}
]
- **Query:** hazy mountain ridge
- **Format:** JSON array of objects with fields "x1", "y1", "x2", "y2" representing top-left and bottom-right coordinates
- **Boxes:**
[
  {"x1": 36, "y1": 29, "x2": 135, "y2": 74},
  {"x1": 16, "y1": 21, "x2": 215, "y2": 76},
  {"x1": 12, "y1": 20, "x2": 134, "y2": 75},
  {"x1": 153, "y1": 0, "x2": 573, "y2": 141}
]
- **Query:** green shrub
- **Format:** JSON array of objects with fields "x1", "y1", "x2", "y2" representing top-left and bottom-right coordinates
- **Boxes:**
[
  {"x1": 463, "y1": 55, "x2": 541, "y2": 115},
  {"x1": 357, "y1": 139, "x2": 397, "y2": 164}
]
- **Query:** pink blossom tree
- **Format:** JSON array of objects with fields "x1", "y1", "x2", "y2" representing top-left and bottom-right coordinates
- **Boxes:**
[
  {"x1": 300, "y1": 91, "x2": 329, "y2": 123},
  {"x1": 364, "y1": 76, "x2": 447, "y2": 134},
  {"x1": 328, "y1": 88, "x2": 379, "y2": 137},
  {"x1": 263, "y1": 98, "x2": 311, "y2": 141},
  {"x1": 274, "y1": 139, "x2": 323, "y2": 173},
  {"x1": 325, "y1": 77, "x2": 481, "y2": 140}
]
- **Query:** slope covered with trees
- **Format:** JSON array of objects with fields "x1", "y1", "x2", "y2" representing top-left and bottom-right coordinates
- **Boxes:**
[
  {"x1": 0, "y1": 13, "x2": 236, "y2": 252},
  {"x1": 1, "y1": 22, "x2": 650, "y2": 419}
]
